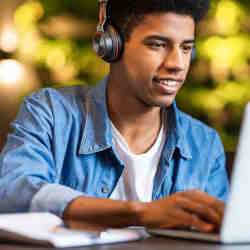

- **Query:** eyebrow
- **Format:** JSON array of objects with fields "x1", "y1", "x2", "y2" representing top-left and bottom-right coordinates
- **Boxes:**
[{"x1": 143, "y1": 35, "x2": 195, "y2": 44}]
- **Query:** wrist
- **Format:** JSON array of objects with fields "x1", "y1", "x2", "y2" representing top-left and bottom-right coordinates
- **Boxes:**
[{"x1": 128, "y1": 200, "x2": 150, "y2": 227}]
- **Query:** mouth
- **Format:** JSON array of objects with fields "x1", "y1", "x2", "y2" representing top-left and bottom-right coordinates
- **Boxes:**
[{"x1": 152, "y1": 76, "x2": 183, "y2": 95}]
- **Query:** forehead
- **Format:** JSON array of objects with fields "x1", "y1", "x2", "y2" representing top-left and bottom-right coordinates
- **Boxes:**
[{"x1": 130, "y1": 12, "x2": 195, "y2": 42}]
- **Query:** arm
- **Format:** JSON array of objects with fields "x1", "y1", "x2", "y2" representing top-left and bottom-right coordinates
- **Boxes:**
[
  {"x1": 0, "y1": 90, "x2": 83, "y2": 216},
  {"x1": 62, "y1": 190, "x2": 224, "y2": 232}
]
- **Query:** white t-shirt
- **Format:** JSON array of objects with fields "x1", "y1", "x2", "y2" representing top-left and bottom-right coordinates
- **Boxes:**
[{"x1": 109, "y1": 121, "x2": 165, "y2": 202}]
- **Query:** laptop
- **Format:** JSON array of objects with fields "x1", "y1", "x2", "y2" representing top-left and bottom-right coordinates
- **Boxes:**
[{"x1": 148, "y1": 102, "x2": 250, "y2": 244}]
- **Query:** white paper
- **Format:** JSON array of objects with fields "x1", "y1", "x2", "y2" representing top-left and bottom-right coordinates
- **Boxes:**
[{"x1": 0, "y1": 213, "x2": 142, "y2": 247}]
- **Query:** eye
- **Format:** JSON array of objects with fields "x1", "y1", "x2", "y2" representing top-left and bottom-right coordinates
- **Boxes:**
[
  {"x1": 147, "y1": 42, "x2": 166, "y2": 50},
  {"x1": 182, "y1": 45, "x2": 193, "y2": 53}
]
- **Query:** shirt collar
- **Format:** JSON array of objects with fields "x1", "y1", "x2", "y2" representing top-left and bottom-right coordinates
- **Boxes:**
[
  {"x1": 78, "y1": 76, "x2": 192, "y2": 159},
  {"x1": 78, "y1": 76, "x2": 113, "y2": 154},
  {"x1": 168, "y1": 102, "x2": 192, "y2": 160}
]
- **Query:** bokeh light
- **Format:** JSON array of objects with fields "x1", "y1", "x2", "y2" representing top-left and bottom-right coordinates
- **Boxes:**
[
  {"x1": 0, "y1": 60, "x2": 25, "y2": 86},
  {"x1": 215, "y1": 0, "x2": 242, "y2": 34},
  {"x1": 0, "y1": 26, "x2": 19, "y2": 53},
  {"x1": 14, "y1": 1, "x2": 44, "y2": 28}
]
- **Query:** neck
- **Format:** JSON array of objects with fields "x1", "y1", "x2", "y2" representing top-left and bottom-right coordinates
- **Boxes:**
[{"x1": 107, "y1": 72, "x2": 163, "y2": 154}]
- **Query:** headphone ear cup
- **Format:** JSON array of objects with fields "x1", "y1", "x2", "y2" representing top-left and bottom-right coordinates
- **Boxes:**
[
  {"x1": 191, "y1": 47, "x2": 196, "y2": 62},
  {"x1": 93, "y1": 25, "x2": 123, "y2": 63},
  {"x1": 93, "y1": 31, "x2": 106, "y2": 59},
  {"x1": 105, "y1": 25, "x2": 123, "y2": 62}
]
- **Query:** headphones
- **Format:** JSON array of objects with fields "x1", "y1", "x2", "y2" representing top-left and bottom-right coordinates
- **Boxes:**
[
  {"x1": 93, "y1": 0, "x2": 123, "y2": 63},
  {"x1": 93, "y1": 0, "x2": 196, "y2": 63},
  {"x1": 191, "y1": 46, "x2": 196, "y2": 61}
]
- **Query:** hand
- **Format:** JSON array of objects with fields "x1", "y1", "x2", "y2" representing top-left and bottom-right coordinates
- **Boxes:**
[{"x1": 142, "y1": 190, "x2": 225, "y2": 232}]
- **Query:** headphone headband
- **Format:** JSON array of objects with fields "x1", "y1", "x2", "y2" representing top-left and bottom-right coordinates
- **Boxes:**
[{"x1": 97, "y1": 0, "x2": 109, "y2": 32}]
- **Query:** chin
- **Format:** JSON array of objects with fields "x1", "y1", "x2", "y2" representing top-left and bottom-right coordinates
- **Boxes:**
[
  {"x1": 139, "y1": 94, "x2": 176, "y2": 108},
  {"x1": 152, "y1": 96, "x2": 176, "y2": 108},
  {"x1": 145, "y1": 100, "x2": 174, "y2": 109}
]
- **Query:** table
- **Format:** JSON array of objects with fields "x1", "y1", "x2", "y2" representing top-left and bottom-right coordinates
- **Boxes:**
[{"x1": 2, "y1": 236, "x2": 250, "y2": 250}]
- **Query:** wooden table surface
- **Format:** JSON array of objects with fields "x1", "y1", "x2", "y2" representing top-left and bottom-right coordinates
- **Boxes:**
[{"x1": 2, "y1": 235, "x2": 250, "y2": 250}]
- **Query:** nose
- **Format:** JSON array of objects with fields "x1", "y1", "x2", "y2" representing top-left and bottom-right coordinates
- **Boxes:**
[{"x1": 163, "y1": 47, "x2": 185, "y2": 73}]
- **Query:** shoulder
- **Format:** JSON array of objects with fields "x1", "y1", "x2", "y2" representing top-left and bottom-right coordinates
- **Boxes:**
[
  {"x1": 178, "y1": 110, "x2": 216, "y2": 137},
  {"x1": 15, "y1": 85, "x2": 93, "y2": 128},
  {"x1": 26, "y1": 85, "x2": 91, "y2": 106},
  {"x1": 23, "y1": 85, "x2": 92, "y2": 114},
  {"x1": 177, "y1": 110, "x2": 224, "y2": 156}
]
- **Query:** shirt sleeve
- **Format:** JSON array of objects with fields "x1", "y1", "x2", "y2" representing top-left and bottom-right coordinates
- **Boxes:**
[
  {"x1": 205, "y1": 132, "x2": 230, "y2": 203},
  {"x1": 0, "y1": 91, "x2": 84, "y2": 217},
  {"x1": 30, "y1": 184, "x2": 83, "y2": 217}
]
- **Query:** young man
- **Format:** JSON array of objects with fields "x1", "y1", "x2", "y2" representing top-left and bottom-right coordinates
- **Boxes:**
[{"x1": 0, "y1": 0, "x2": 229, "y2": 232}]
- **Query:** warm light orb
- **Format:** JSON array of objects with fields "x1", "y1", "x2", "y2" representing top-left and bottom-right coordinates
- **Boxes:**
[
  {"x1": 0, "y1": 28, "x2": 19, "y2": 53},
  {"x1": 215, "y1": 0, "x2": 241, "y2": 34},
  {"x1": 0, "y1": 60, "x2": 25, "y2": 85}
]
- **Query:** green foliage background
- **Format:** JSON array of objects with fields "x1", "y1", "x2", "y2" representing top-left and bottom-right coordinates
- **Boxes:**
[{"x1": 10, "y1": 0, "x2": 250, "y2": 151}]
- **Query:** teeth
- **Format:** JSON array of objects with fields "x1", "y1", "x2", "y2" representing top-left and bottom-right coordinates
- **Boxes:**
[
  {"x1": 153, "y1": 77, "x2": 179, "y2": 87},
  {"x1": 160, "y1": 80, "x2": 178, "y2": 87}
]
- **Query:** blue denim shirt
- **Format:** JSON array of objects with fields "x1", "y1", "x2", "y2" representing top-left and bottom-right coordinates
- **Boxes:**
[{"x1": 0, "y1": 76, "x2": 229, "y2": 217}]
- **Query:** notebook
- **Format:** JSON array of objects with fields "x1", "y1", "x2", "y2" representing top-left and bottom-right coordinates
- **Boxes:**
[
  {"x1": 0, "y1": 212, "x2": 142, "y2": 247},
  {"x1": 148, "y1": 102, "x2": 250, "y2": 244}
]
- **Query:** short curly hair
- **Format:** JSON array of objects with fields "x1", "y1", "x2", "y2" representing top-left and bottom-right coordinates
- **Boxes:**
[{"x1": 108, "y1": 0, "x2": 210, "y2": 41}]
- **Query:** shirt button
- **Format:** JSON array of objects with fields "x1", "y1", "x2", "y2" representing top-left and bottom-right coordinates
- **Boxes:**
[{"x1": 101, "y1": 187, "x2": 110, "y2": 194}]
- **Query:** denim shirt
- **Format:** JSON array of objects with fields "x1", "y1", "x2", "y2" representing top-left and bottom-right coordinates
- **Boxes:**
[{"x1": 0, "y1": 77, "x2": 229, "y2": 217}]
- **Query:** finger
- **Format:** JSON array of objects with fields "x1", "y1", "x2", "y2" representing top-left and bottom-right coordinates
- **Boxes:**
[
  {"x1": 163, "y1": 208, "x2": 214, "y2": 233},
  {"x1": 177, "y1": 197, "x2": 222, "y2": 227},
  {"x1": 180, "y1": 190, "x2": 225, "y2": 218},
  {"x1": 190, "y1": 214, "x2": 215, "y2": 233}
]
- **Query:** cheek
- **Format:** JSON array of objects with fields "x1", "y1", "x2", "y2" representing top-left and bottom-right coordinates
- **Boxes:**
[
  {"x1": 185, "y1": 61, "x2": 191, "y2": 74},
  {"x1": 124, "y1": 45, "x2": 161, "y2": 74},
  {"x1": 130, "y1": 56, "x2": 161, "y2": 80}
]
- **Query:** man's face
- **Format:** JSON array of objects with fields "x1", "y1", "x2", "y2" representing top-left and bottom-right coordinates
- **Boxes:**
[{"x1": 117, "y1": 12, "x2": 195, "y2": 108}]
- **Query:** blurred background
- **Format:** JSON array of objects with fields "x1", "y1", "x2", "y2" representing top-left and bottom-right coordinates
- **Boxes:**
[{"x1": 0, "y1": 0, "x2": 249, "y2": 152}]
